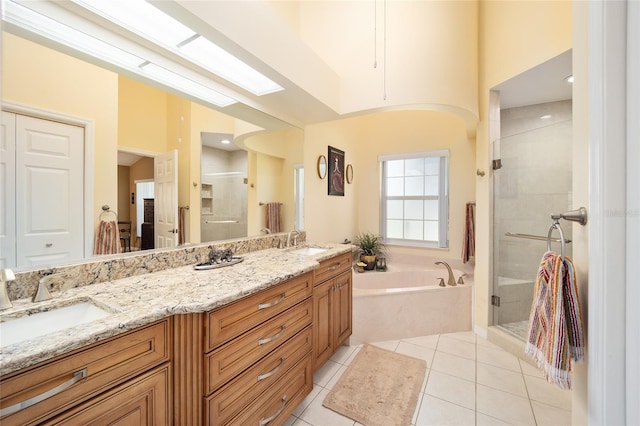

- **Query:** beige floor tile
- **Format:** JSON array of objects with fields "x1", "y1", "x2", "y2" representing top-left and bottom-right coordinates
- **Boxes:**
[
  {"x1": 292, "y1": 385, "x2": 322, "y2": 417},
  {"x1": 291, "y1": 419, "x2": 313, "y2": 426},
  {"x1": 477, "y1": 362, "x2": 528, "y2": 397},
  {"x1": 415, "y1": 395, "x2": 476, "y2": 426},
  {"x1": 330, "y1": 344, "x2": 359, "y2": 365},
  {"x1": 476, "y1": 337, "x2": 507, "y2": 351},
  {"x1": 519, "y1": 358, "x2": 545, "y2": 378},
  {"x1": 298, "y1": 388, "x2": 356, "y2": 426},
  {"x1": 370, "y1": 339, "x2": 399, "y2": 352},
  {"x1": 283, "y1": 414, "x2": 299, "y2": 426},
  {"x1": 441, "y1": 330, "x2": 476, "y2": 344},
  {"x1": 425, "y1": 370, "x2": 476, "y2": 410},
  {"x1": 477, "y1": 344, "x2": 522, "y2": 372},
  {"x1": 313, "y1": 359, "x2": 341, "y2": 387},
  {"x1": 437, "y1": 335, "x2": 477, "y2": 360},
  {"x1": 343, "y1": 345, "x2": 362, "y2": 365},
  {"x1": 524, "y1": 374, "x2": 572, "y2": 410},
  {"x1": 402, "y1": 334, "x2": 440, "y2": 349},
  {"x1": 477, "y1": 384, "x2": 536, "y2": 426},
  {"x1": 531, "y1": 400, "x2": 572, "y2": 426},
  {"x1": 475, "y1": 412, "x2": 513, "y2": 425},
  {"x1": 431, "y1": 351, "x2": 476, "y2": 382},
  {"x1": 325, "y1": 365, "x2": 347, "y2": 390},
  {"x1": 395, "y1": 341, "x2": 437, "y2": 366},
  {"x1": 412, "y1": 392, "x2": 425, "y2": 425}
]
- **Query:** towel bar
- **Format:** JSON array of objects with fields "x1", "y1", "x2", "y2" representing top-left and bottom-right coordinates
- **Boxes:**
[{"x1": 505, "y1": 232, "x2": 572, "y2": 244}]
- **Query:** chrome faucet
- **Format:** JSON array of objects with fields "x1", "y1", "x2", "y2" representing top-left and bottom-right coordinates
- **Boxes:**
[
  {"x1": 33, "y1": 274, "x2": 55, "y2": 303},
  {"x1": 286, "y1": 229, "x2": 301, "y2": 247},
  {"x1": 435, "y1": 261, "x2": 457, "y2": 286},
  {"x1": 1, "y1": 269, "x2": 15, "y2": 310}
]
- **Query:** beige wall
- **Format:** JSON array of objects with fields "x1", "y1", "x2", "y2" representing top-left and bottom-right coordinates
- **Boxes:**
[
  {"x1": 303, "y1": 109, "x2": 475, "y2": 258},
  {"x1": 2, "y1": 32, "x2": 119, "y2": 228}
]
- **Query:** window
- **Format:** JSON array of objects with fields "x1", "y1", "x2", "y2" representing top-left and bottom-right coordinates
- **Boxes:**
[{"x1": 380, "y1": 151, "x2": 449, "y2": 248}]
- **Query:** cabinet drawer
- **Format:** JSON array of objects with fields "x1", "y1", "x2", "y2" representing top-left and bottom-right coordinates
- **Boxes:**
[
  {"x1": 41, "y1": 364, "x2": 170, "y2": 425},
  {"x1": 206, "y1": 272, "x2": 312, "y2": 351},
  {"x1": 0, "y1": 320, "x2": 170, "y2": 425},
  {"x1": 224, "y1": 355, "x2": 313, "y2": 426},
  {"x1": 205, "y1": 327, "x2": 312, "y2": 424},
  {"x1": 205, "y1": 298, "x2": 312, "y2": 392},
  {"x1": 313, "y1": 253, "x2": 351, "y2": 285}
]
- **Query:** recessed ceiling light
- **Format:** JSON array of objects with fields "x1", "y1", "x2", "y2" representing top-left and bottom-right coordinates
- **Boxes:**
[
  {"x1": 565, "y1": 75, "x2": 574, "y2": 83},
  {"x1": 221, "y1": 139, "x2": 231, "y2": 145},
  {"x1": 540, "y1": 114, "x2": 552, "y2": 119}
]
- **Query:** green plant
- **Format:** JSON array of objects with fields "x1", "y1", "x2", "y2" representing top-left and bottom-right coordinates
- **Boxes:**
[{"x1": 354, "y1": 232, "x2": 385, "y2": 256}]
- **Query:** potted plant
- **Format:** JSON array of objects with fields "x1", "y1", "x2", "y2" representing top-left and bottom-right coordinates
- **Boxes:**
[{"x1": 354, "y1": 232, "x2": 385, "y2": 270}]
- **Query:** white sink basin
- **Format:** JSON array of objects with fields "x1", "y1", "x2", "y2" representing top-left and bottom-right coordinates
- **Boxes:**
[
  {"x1": 0, "y1": 301, "x2": 112, "y2": 348},
  {"x1": 291, "y1": 247, "x2": 327, "y2": 255}
]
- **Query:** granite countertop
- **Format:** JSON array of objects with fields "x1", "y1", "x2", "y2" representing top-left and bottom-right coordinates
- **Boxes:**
[{"x1": 0, "y1": 243, "x2": 353, "y2": 376}]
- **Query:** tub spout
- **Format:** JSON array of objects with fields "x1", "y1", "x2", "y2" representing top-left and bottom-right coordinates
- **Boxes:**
[{"x1": 435, "y1": 261, "x2": 456, "y2": 286}]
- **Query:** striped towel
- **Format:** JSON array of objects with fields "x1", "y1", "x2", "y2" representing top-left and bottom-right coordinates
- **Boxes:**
[
  {"x1": 525, "y1": 251, "x2": 585, "y2": 389},
  {"x1": 265, "y1": 203, "x2": 282, "y2": 233},
  {"x1": 93, "y1": 220, "x2": 122, "y2": 255}
]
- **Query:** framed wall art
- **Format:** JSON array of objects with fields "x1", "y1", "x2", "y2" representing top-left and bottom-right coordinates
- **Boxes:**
[{"x1": 328, "y1": 146, "x2": 345, "y2": 196}]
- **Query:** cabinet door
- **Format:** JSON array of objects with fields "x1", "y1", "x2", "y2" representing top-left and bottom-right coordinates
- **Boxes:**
[
  {"x1": 42, "y1": 364, "x2": 170, "y2": 425},
  {"x1": 334, "y1": 271, "x2": 352, "y2": 347},
  {"x1": 312, "y1": 279, "x2": 334, "y2": 370}
]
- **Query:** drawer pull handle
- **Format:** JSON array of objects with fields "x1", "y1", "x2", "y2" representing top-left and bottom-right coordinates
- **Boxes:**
[
  {"x1": 258, "y1": 293, "x2": 286, "y2": 310},
  {"x1": 257, "y1": 356, "x2": 286, "y2": 381},
  {"x1": 0, "y1": 368, "x2": 87, "y2": 417},
  {"x1": 327, "y1": 263, "x2": 340, "y2": 271},
  {"x1": 258, "y1": 395, "x2": 287, "y2": 426},
  {"x1": 258, "y1": 324, "x2": 286, "y2": 345}
]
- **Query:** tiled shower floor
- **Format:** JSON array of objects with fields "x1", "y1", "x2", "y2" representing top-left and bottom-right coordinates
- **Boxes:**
[{"x1": 287, "y1": 331, "x2": 571, "y2": 426}]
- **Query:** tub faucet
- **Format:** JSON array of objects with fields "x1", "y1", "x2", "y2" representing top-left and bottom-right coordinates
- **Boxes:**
[
  {"x1": 1, "y1": 269, "x2": 15, "y2": 310},
  {"x1": 260, "y1": 227, "x2": 271, "y2": 234},
  {"x1": 435, "y1": 261, "x2": 457, "y2": 286},
  {"x1": 287, "y1": 229, "x2": 301, "y2": 247}
]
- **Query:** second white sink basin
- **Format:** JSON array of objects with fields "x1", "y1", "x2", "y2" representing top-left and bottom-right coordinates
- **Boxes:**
[
  {"x1": 291, "y1": 247, "x2": 328, "y2": 255},
  {"x1": 0, "y1": 301, "x2": 112, "y2": 348}
]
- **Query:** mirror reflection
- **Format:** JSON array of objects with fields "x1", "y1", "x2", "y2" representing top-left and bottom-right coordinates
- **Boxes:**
[{"x1": 1, "y1": 31, "x2": 304, "y2": 271}]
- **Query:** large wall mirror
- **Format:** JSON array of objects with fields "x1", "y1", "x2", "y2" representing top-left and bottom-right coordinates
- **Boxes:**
[{"x1": 1, "y1": 30, "x2": 304, "y2": 271}]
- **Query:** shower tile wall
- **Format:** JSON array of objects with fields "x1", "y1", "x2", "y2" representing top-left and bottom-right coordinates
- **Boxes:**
[
  {"x1": 495, "y1": 100, "x2": 572, "y2": 325},
  {"x1": 201, "y1": 146, "x2": 248, "y2": 242}
]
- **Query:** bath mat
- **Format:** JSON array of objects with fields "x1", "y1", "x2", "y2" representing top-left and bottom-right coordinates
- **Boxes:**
[{"x1": 323, "y1": 344, "x2": 426, "y2": 426}]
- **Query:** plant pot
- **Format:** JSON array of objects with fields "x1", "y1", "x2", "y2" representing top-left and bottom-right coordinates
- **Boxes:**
[{"x1": 360, "y1": 254, "x2": 377, "y2": 270}]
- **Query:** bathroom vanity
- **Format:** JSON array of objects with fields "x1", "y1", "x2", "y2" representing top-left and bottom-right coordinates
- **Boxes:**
[{"x1": 0, "y1": 244, "x2": 353, "y2": 425}]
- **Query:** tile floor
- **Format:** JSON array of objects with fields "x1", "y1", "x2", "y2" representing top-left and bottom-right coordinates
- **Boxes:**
[{"x1": 286, "y1": 331, "x2": 572, "y2": 426}]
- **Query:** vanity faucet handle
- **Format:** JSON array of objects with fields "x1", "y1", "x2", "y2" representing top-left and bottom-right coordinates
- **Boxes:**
[{"x1": 437, "y1": 278, "x2": 446, "y2": 287}]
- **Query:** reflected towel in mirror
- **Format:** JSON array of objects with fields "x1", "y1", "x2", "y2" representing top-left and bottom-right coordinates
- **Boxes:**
[
  {"x1": 94, "y1": 220, "x2": 122, "y2": 255},
  {"x1": 265, "y1": 203, "x2": 282, "y2": 233}
]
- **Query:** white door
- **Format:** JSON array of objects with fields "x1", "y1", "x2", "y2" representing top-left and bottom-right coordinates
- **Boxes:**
[
  {"x1": 15, "y1": 114, "x2": 85, "y2": 267},
  {"x1": 154, "y1": 149, "x2": 178, "y2": 248},
  {"x1": 0, "y1": 113, "x2": 17, "y2": 268}
]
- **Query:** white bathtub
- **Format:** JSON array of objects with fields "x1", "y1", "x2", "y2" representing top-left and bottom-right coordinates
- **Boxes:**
[{"x1": 351, "y1": 263, "x2": 473, "y2": 345}]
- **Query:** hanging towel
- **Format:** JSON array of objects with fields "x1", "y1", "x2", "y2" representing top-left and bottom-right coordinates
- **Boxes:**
[
  {"x1": 525, "y1": 251, "x2": 585, "y2": 389},
  {"x1": 178, "y1": 206, "x2": 188, "y2": 245},
  {"x1": 265, "y1": 203, "x2": 282, "y2": 233},
  {"x1": 461, "y1": 202, "x2": 475, "y2": 263},
  {"x1": 93, "y1": 220, "x2": 122, "y2": 255}
]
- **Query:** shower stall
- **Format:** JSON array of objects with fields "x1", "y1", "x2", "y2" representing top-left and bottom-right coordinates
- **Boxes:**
[{"x1": 492, "y1": 99, "x2": 573, "y2": 340}]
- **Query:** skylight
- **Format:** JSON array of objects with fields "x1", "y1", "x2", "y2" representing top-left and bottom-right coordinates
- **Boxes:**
[{"x1": 72, "y1": 0, "x2": 284, "y2": 96}]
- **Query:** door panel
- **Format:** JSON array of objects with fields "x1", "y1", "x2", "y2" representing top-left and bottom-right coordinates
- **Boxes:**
[
  {"x1": 15, "y1": 115, "x2": 84, "y2": 267},
  {"x1": 0, "y1": 113, "x2": 16, "y2": 267},
  {"x1": 154, "y1": 149, "x2": 178, "y2": 248}
]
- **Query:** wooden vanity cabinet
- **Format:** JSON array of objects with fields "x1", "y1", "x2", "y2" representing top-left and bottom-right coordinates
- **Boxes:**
[
  {"x1": 0, "y1": 319, "x2": 171, "y2": 425},
  {"x1": 312, "y1": 253, "x2": 353, "y2": 371},
  {"x1": 203, "y1": 271, "x2": 314, "y2": 425}
]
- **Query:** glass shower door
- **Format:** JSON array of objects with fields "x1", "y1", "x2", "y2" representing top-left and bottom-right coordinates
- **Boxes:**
[{"x1": 492, "y1": 101, "x2": 573, "y2": 340}]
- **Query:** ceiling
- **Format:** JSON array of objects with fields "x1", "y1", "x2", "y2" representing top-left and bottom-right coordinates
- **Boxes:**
[{"x1": 494, "y1": 50, "x2": 573, "y2": 109}]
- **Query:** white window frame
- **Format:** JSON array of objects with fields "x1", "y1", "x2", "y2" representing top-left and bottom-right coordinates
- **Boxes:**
[{"x1": 379, "y1": 150, "x2": 449, "y2": 248}]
